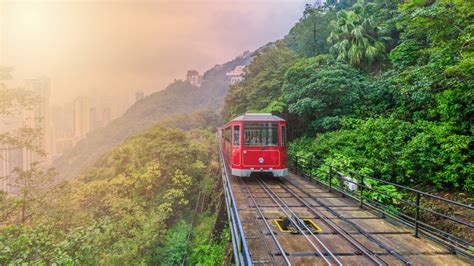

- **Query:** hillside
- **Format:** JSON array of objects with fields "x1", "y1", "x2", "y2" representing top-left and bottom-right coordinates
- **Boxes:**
[
  {"x1": 53, "y1": 53, "x2": 253, "y2": 181},
  {"x1": 1, "y1": 115, "x2": 226, "y2": 264}
]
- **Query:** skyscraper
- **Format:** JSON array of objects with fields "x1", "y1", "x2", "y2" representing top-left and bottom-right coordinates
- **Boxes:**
[
  {"x1": 25, "y1": 76, "x2": 53, "y2": 164},
  {"x1": 1, "y1": 76, "x2": 53, "y2": 193},
  {"x1": 0, "y1": 113, "x2": 25, "y2": 193},
  {"x1": 89, "y1": 107, "x2": 100, "y2": 131},
  {"x1": 74, "y1": 96, "x2": 91, "y2": 138},
  {"x1": 102, "y1": 107, "x2": 111, "y2": 127}
]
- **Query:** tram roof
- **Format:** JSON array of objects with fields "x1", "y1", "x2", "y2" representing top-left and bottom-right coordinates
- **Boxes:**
[{"x1": 231, "y1": 113, "x2": 285, "y2": 122}]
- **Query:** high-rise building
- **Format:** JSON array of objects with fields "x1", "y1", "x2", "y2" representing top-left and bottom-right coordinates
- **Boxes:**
[
  {"x1": 0, "y1": 114, "x2": 25, "y2": 193},
  {"x1": 0, "y1": 106, "x2": 39, "y2": 193},
  {"x1": 1, "y1": 76, "x2": 53, "y2": 193},
  {"x1": 89, "y1": 107, "x2": 100, "y2": 131},
  {"x1": 102, "y1": 107, "x2": 111, "y2": 127},
  {"x1": 74, "y1": 96, "x2": 91, "y2": 138},
  {"x1": 25, "y1": 76, "x2": 53, "y2": 164}
]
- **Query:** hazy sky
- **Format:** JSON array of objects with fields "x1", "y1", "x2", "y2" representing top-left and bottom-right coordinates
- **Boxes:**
[{"x1": 1, "y1": 0, "x2": 307, "y2": 104}]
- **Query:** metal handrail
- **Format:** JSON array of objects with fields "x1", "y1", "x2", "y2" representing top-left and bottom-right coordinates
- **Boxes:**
[
  {"x1": 217, "y1": 139, "x2": 252, "y2": 265},
  {"x1": 289, "y1": 154, "x2": 474, "y2": 259}
]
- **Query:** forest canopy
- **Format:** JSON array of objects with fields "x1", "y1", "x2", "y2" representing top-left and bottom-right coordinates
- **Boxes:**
[
  {"x1": 223, "y1": 0, "x2": 473, "y2": 192},
  {"x1": 0, "y1": 112, "x2": 225, "y2": 264}
]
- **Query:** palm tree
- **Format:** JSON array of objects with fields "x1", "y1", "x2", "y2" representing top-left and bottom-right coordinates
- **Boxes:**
[{"x1": 327, "y1": 0, "x2": 391, "y2": 71}]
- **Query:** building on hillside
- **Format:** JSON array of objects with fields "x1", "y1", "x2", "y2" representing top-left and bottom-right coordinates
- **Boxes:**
[
  {"x1": 313, "y1": 0, "x2": 326, "y2": 7},
  {"x1": 226, "y1": 65, "x2": 246, "y2": 85},
  {"x1": 186, "y1": 70, "x2": 202, "y2": 87}
]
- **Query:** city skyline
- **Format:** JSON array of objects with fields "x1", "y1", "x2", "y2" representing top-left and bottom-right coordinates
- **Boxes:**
[{"x1": 0, "y1": 75, "x2": 122, "y2": 193}]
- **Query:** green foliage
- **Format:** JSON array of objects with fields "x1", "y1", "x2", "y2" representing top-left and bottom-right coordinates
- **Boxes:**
[
  {"x1": 259, "y1": 100, "x2": 287, "y2": 114},
  {"x1": 156, "y1": 221, "x2": 191, "y2": 265},
  {"x1": 222, "y1": 46, "x2": 298, "y2": 120},
  {"x1": 53, "y1": 51, "x2": 252, "y2": 181},
  {"x1": 0, "y1": 120, "x2": 223, "y2": 264},
  {"x1": 222, "y1": 0, "x2": 473, "y2": 195},
  {"x1": 289, "y1": 117, "x2": 473, "y2": 192},
  {"x1": 327, "y1": 0, "x2": 395, "y2": 71},
  {"x1": 188, "y1": 213, "x2": 226, "y2": 265},
  {"x1": 390, "y1": 1, "x2": 473, "y2": 126},
  {"x1": 325, "y1": 0, "x2": 358, "y2": 10},
  {"x1": 0, "y1": 67, "x2": 44, "y2": 155},
  {"x1": 286, "y1": 5, "x2": 335, "y2": 57},
  {"x1": 362, "y1": 178, "x2": 402, "y2": 205},
  {"x1": 283, "y1": 56, "x2": 368, "y2": 131},
  {"x1": 8, "y1": 163, "x2": 57, "y2": 224}
]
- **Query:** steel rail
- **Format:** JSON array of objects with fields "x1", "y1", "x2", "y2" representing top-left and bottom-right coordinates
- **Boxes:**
[
  {"x1": 217, "y1": 140, "x2": 253, "y2": 266},
  {"x1": 282, "y1": 176, "x2": 413, "y2": 266},
  {"x1": 238, "y1": 177, "x2": 292, "y2": 265},
  {"x1": 254, "y1": 177, "x2": 342, "y2": 266},
  {"x1": 278, "y1": 181, "x2": 387, "y2": 266}
]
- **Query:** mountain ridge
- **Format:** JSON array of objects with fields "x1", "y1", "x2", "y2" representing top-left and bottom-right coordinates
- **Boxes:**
[{"x1": 53, "y1": 50, "x2": 257, "y2": 181}]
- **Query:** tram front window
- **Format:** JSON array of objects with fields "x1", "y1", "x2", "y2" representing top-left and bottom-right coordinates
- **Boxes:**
[{"x1": 243, "y1": 122, "x2": 278, "y2": 147}]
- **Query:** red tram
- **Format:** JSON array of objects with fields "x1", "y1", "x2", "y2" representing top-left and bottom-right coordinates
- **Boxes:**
[{"x1": 221, "y1": 113, "x2": 288, "y2": 177}]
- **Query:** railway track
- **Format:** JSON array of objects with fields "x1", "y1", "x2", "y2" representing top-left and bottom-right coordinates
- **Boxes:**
[
  {"x1": 278, "y1": 176, "x2": 412, "y2": 265},
  {"x1": 226, "y1": 172, "x2": 473, "y2": 265},
  {"x1": 237, "y1": 174, "x2": 410, "y2": 265},
  {"x1": 219, "y1": 143, "x2": 471, "y2": 265}
]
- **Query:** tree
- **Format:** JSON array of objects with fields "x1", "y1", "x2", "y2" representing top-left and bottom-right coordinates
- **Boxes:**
[
  {"x1": 222, "y1": 46, "x2": 298, "y2": 120},
  {"x1": 0, "y1": 66, "x2": 42, "y2": 157},
  {"x1": 327, "y1": 0, "x2": 392, "y2": 71},
  {"x1": 282, "y1": 56, "x2": 368, "y2": 132},
  {"x1": 10, "y1": 162, "x2": 57, "y2": 223},
  {"x1": 325, "y1": 0, "x2": 357, "y2": 11},
  {"x1": 286, "y1": 4, "x2": 335, "y2": 57},
  {"x1": 389, "y1": 1, "x2": 473, "y2": 127}
]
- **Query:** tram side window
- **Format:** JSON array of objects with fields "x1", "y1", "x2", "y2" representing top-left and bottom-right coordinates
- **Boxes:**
[
  {"x1": 281, "y1": 126, "x2": 287, "y2": 147},
  {"x1": 243, "y1": 122, "x2": 278, "y2": 147},
  {"x1": 233, "y1": 125, "x2": 240, "y2": 146},
  {"x1": 225, "y1": 127, "x2": 231, "y2": 142}
]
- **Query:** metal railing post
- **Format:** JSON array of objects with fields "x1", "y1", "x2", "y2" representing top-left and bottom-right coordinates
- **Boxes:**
[
  {"x1": 415, "y1": 192, "x2": 421, "y2": 238},
  {"x1": 329, "y1": 165, "x2": 333, "y2": 192},
  {"x1": 295, "y1": 155, "x2": 299, "y2": 174},
  {"x1": 360, "y1": 176, "x2": 364, "y2": 209}
]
